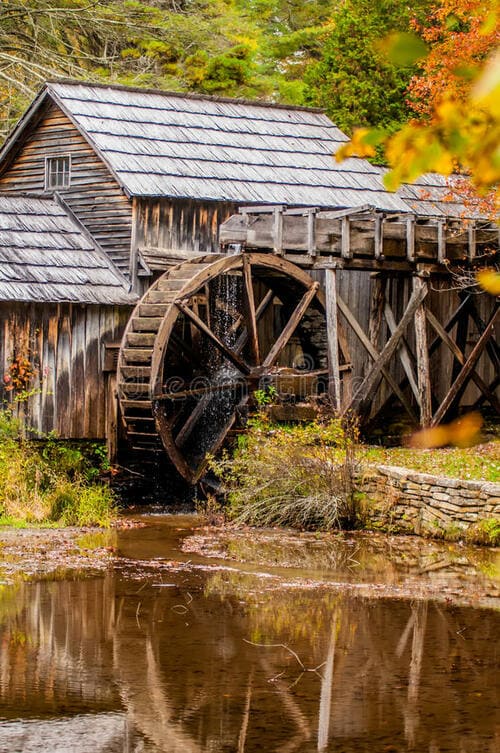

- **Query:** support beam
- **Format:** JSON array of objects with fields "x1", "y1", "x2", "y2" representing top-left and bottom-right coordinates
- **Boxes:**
[
  {"x1": 468, "y1": 221, "x2": 476, "y2": 261},
  {"x1": 374, "y1": 214, "x2": 384, "y2": 260},
  {"x1": 306, "y1": 208, "x2": 316, "y2": 257},
  {"x1": 384, "y1": 300, "x2": 419, "y2": 404},
  {"x1": 263, "y1": 282, "x2": 320, "y2": 369},
  {"x1": 345, "y1": 282, "x2": 428, "y2": 415},
  {"x1": 413, "y1": 278, "x2": 432, "y2": 426},
  {"x1": 425, "y1": 308, "x2": 500, "y2": 414},
  {"x1": 325, "y1": 269, "x2": 341, "y2": 411},
  {"x1": 368, "y1": 275, "x2": 386, "y2": 348},
  {"x1": 432, "y1": 307, "x2": 500, "y2": 425},
  {"x1": 273, "y1": 206, "x2": 283, "y2": 255},
  {"x1": 437, "y1": 219, "x2": 446, "y2": 264},
  {"x1": 406, "y1": 216, "x2": 416, "y2": 262},
  {"x1": 369, "y1": 293, "x2": 474, "y2": 424},
  {"x1": 337, "y1": 293, "x2": 418, "y2": 421},
  {"x1": 341, "y1": 216, "x2": 352, "y2": 259},
  {"x1": 466, "y1": 298, "x2": 500, "y2": 373}
]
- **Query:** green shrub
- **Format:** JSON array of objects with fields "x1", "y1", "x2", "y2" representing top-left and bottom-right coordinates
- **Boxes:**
[
  {"x1": 0, "y1": 410, "x2": 115, "y2": 527},
  {"x1": 51, "y1": 484, "x2": 116, "y2": 527},
  {"x1": 210, "y1": 415, "x2": 363, "y2": 531},
  {"x1": 465, "y1": 518, "x2": 500, "y2": 547}
]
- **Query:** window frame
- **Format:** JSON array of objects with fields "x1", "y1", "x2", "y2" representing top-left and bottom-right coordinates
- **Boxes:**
[{"x1": 44, "y1": 154, "x2": 72, "y2": 191}]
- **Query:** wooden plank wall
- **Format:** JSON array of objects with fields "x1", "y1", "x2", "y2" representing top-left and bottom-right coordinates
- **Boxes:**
[
  {"x1": 135, "y1": 198, "x2": 240, "y2": 255},
  {"x1": 0, "y1": 102, "x2": 133, "y2": 275},
  {"x1": 0, "y1": 303, "x2": 131, "y2": 438}
]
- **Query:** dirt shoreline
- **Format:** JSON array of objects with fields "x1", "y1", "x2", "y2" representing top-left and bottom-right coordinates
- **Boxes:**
[
  {"x1": 0, "y1": 526, "x2": 117, "y2": 582},
  {"x1": 2, "y1": 519, "x2": 499, "y2": 611}
]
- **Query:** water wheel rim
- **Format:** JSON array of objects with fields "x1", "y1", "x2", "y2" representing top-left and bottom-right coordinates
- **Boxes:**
[{"x1": 118, "y1": 253, "x2": 326, "y2": 484}]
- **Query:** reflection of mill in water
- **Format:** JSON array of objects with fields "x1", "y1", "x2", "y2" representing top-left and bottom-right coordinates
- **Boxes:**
[{"x1": 0, "y1": 558, "x2": 499, "y2": 753}]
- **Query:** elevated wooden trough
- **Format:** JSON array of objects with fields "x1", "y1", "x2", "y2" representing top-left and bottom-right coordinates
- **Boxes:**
[
  {"x1": 220, "y1": 205, "x2": 499, "y2": 431},
  {"x1": 220, "y1": 204, "x2": 499, "y2": 270}
]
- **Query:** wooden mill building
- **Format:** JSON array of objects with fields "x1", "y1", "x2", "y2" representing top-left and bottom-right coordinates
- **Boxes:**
[{"x1": 0, "y1": 81, "x2": 497, "y2": 480}]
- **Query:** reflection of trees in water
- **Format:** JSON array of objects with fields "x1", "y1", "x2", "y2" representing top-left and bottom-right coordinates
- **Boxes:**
[{"x1": 0, "y1": 572, "x2": 499, "y2": 752}]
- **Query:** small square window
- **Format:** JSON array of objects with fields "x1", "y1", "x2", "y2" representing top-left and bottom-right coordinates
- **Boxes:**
[{"x1": 45, "y1": 155, "x2": 71, "y2": 190}]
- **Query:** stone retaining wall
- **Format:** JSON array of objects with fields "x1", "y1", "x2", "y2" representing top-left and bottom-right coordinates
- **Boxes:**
[{"x1": 358, "y1": 465, "x2": 500, "y2": 538}]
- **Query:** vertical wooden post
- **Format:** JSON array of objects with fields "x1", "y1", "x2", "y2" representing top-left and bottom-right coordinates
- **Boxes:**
[
  {"x1": 325, "y1": 268, "x2": 341, "y2": 411},
  {"x1": 306, "y1": 208, "x2": 316, "y2": 258},
  {"x1": 406, "y1": 216, "x2": 416, "y2": 262},
  {"x1": 273, "y1": 207, "x2": 283, "y2": 255},
  {"x1": 106, "y1": 372, "x2": 118, "y2": 464},
  {"x1": 413, "y1": 276, "x2": 432, "y2": 426},
  {"x1": 368, "y1": 274, "x2": 386, "y2": 348},
  {"x1": 437, "y1": 219, "x2": 446, "y2": 264},
  {"x1": 341, "y1": 216, "x2": 352, "y2": 259},
  {"x1": 468, "y1": 221, "x2": 476, "y2": 261},
  {"x1": 374, "y1": 213, "x2": 384, "y2": 260}
]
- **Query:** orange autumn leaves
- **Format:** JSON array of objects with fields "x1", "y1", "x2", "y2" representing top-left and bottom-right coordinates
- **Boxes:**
[
  {"x1": 335, "y1": 0, "x2": 500, "y2": 201},
  {"x1": 409, "y1": 412, "x2": 484, "y2": 448}
]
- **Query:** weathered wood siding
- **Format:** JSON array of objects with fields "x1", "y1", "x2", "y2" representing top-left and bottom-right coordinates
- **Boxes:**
[
  {"x1": 0, "y1": 101, "x2": 133, "y2": 274},
  {"x1": 0, "y1": 303, "x2": 131, "y2": 438},
  {"x1": 135, "y1": 198, "x2": 240, "y2": 255}
]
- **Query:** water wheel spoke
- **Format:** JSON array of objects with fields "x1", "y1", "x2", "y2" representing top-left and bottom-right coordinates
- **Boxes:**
[
  {"x1": 262, "y1": 282, "x2": 320, "y2": 369},
  {"x1": 175, "y1": 395, "x2": 212, "y2": 448},
  {"x1": 175, "y1": 382, "x2": 247, "y2": 449},
  {"x1": 242, "y1": 255, "x2": 260, "y2": 365},
  {"x1": 235, "y1": 288, "x2": 274, "y2": 354},
  {"x1": 191, "y1": 396, "x2": 249, "y2": 483},
  {"x1": 176, "y1": 299, "x2": 251, "y2": 375}
]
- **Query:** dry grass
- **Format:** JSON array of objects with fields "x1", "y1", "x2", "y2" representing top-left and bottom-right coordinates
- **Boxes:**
[{"x1": 211, "y1": 416, "x2": 363, "y2": 531}]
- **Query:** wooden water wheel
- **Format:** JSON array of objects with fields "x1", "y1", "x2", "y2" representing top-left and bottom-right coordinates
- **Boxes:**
[{"x1": 117, "y1": 253, "x2": 328, "y2": 484}]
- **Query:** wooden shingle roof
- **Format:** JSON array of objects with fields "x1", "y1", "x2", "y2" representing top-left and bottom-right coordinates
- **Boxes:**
[
  {"x1": 0, "y1": 195, "x2": 136, "y2": 304},
  {"x1": 42, "y1": 81, "x2": 408, "y2": 212}
]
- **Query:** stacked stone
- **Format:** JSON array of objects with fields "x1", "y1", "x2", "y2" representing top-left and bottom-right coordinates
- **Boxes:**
[{"x1": 358, "y1": 465, "x2": 500, "y2": 537}]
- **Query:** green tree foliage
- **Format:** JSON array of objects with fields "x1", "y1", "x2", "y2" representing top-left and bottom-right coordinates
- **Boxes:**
[
  {"x1": 0, "y1": 0, "x2": 337, "y2": 140},
  {"x1": 304, "y1": 0, "x2": 431, "y2": 137}
]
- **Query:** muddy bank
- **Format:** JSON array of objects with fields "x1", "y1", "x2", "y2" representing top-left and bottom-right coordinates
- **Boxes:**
[
  {"x1": 1, "y1": 516, "x2": 500, "y2": 610},
  {"x1": 0, "y1": 527, "x2": 118, "y2": 582}
]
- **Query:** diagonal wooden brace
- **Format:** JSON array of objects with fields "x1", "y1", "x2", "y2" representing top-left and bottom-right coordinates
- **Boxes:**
[
  {"x1": 425, "y1": 308, "x2": 500, "y2": 415},
  {"x1": 346, "y1": 281, "x2": 427, "y2": 413},
  {"x1": 431, "y1": 306, "x2": 500, "y2": 426}
]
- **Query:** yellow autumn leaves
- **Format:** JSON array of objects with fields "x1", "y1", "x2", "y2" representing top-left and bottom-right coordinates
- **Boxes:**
[{"x1": 477, "y1": 268, "x2": 500, "y2": 294}]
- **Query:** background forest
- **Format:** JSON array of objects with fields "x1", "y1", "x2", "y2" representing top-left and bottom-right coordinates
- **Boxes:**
[
  {"x1": 0, "y1": 0, "x2": 441, "y2": 141},
  {"x1": 0, "y1": 0, "x2": 498, "y2": 184}
]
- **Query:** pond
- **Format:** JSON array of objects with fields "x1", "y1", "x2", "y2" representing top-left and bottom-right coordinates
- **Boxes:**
[{"x1": 0, "y1": 515, "x2": 499, "y2": 753}]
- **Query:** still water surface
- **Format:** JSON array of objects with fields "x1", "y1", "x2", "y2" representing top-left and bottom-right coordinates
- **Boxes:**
[{"x1": 0, "y1": 515, "x2": 499, "y2": 753}]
